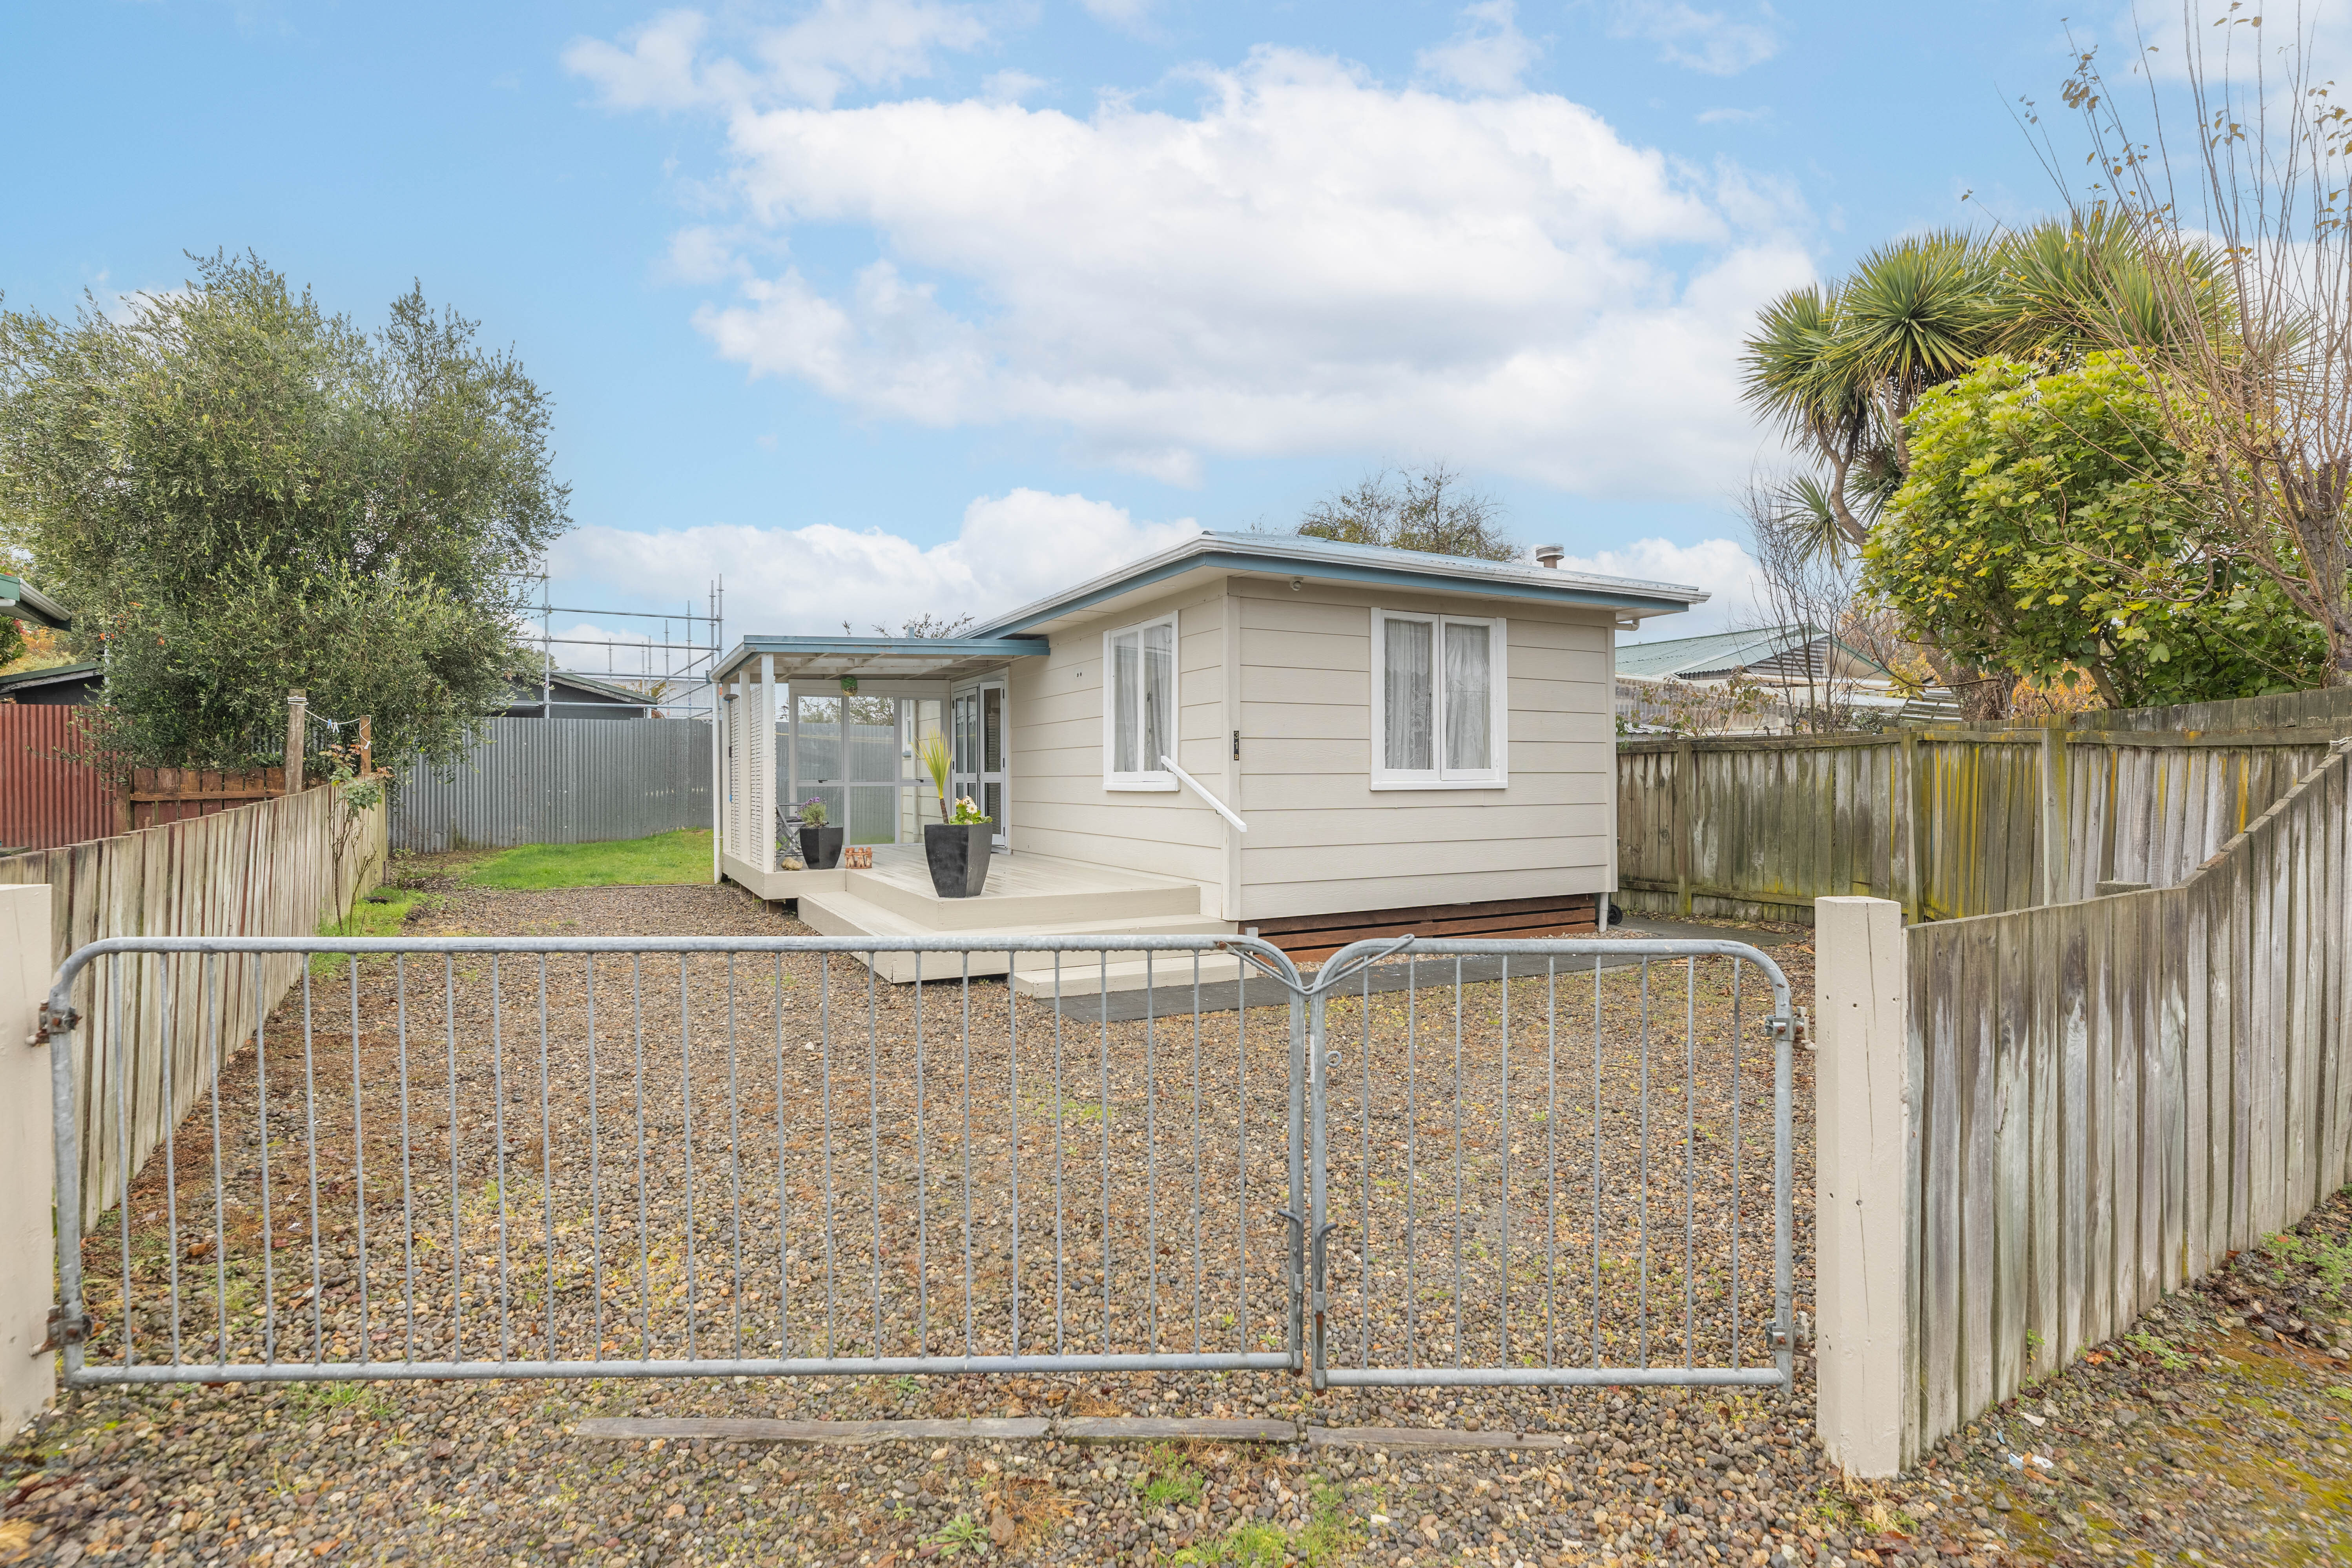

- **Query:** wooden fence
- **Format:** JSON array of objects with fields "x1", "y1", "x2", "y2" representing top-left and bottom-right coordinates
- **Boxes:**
[
  {"x1": 1617, "y1": 728, "x2": 2334, "y2": 925},
  {"x1": 1893, "y1": 738, "x2": 2352, "y2": 1465},
  {"x1": 0, "y1": 706, "x2": 118, "y2": 853},
  {"x1": 0, "y1": 784, "x2": 388, "y2": 1228}
]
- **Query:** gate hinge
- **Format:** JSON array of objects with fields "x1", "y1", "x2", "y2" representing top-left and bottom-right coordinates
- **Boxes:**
[
  {"x1": 32, "y1": 1004, "x2": 77, "y2": 1047},
  {"x1": 38, "y1": 1304, "x2": 90, "y2": 1353},
  {"x1": 1767, "y1": 1323, "x2": 1792, "y2": 1352}
]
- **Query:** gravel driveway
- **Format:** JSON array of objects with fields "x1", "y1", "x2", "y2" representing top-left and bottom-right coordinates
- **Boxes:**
[{"x1": 4, "y1": 872, "x2": 2344, "y2": 1568}]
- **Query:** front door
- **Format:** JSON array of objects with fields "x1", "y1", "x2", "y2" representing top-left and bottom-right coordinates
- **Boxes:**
[{"x1": 949, "y1": 677, "x2": 1008, "y2": 852}]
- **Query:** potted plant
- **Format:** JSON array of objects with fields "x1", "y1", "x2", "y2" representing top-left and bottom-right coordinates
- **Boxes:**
[
  {"x1": 917, "y1": 733, "x2": 992, "y2": 897},
  {"x1": 796, "y1": 797, "x2": 844, "y2": 871}
]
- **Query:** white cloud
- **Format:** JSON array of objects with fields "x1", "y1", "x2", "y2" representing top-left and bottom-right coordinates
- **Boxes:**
[
  {"x1": 563, "y1": 0, "x2": 991, "y2": 112},
  {"x1": 1696, "y1": 105, "x2": 1768, "y2": 124},
  {"x1": 1417, "y1": 0, "x2": 1541, "y2": 96},
  {"x1": 642, "y1": 45, "x2": 1811, "y2": 499},
  {"x1": 982, "y1": 67, "x2": 1048, "y2": 102},
  {"x1": 1606, "y1": 1, "x2": 1781, "y2": 77},
  {"x1": 1570, "y1": 536, "x2": 1762, "y2": 638},
  {"x1": 551, "y1": 490, "x2": 1200, "y2": 633},
  {"x1": 1079, "y1": 0, "x2": 1156, "y2": 31}
]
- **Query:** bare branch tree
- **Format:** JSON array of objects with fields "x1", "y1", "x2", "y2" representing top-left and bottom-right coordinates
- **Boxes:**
[{"x1": 2052, "y1": 4, "x2": 2352, "y2": 685}]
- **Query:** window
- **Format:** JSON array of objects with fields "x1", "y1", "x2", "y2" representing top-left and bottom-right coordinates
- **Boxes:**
[
  {"x1": 1103, "y1": 614, "x2": 1178, "y2": 789},
  {"x1": 1371, "y1": 610, "x2": 1507, "y2": 788}
]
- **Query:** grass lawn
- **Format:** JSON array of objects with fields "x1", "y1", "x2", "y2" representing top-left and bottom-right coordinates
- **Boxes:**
[{"x1": 463, "y1": 828, "x2": 715, "y2": 890}]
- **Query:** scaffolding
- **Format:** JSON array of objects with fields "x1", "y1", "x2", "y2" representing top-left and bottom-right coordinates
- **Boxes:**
[{"x1": 512, "y1": 572, "x2": 725, "y2": 720}]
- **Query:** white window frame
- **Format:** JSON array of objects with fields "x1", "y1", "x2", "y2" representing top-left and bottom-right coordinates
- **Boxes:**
[
  {"x1": 1369, "y1": 608, "x2": 1510, "y2": 790},
  {"x1": 1102, "y1": 613, "x2": 1180, "y2": 791}
]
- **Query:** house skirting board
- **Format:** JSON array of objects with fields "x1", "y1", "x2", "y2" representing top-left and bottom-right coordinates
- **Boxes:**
[{"x1": 1250, "y1": 892, "x2": 1601, "y2": 965}]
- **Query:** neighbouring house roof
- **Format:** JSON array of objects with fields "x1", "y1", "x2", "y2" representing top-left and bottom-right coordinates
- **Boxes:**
[
  {"x1": 1614, "y1": 624, "x2": 1891, "y2": 683},
  {"x1": 967, "y1": 530, "x2": 1706, "y2": 640},
  {"x1": 715, "y1": 635, "x2": 1052, "y2": 686},
  {"x1": 502, "y1": 670, "x2": 669, "y2": 718},
  {"x1": 0, "y1": 661, "x2": 101, "y2": 705},
  {"x1": 0, "y1": 574, "x2": 71, "y2": 631}
]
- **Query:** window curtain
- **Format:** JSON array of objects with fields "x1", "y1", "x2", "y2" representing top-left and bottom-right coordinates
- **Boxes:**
[
  {"x1": 1383, "y1": 617, "x2": 1434, "y2": 770},
  {"x1": 1443, "y1": 621, "x2": 1491, "y2": 772},
  {"x1": 1141, "y1": 622, "x2": 1173, "y2": 771},
  {"x1": 1113, "y1": 631, "x2": 1141, "y2": 773}
]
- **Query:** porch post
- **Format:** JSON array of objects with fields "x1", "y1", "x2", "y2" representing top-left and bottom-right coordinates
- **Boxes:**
[{"x1": 758, "y1": 654, "x2": 778, "y2": 875}]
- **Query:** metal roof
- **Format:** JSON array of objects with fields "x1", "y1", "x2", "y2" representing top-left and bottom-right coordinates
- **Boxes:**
[
  {"x1": 715, "y1": 635, "x2": 1050, "y2": 684},
  {"x1": 0, "y1": 660, "x2": 100, "y2": 698},
  {"x1": 0, "y1": 575, "x2": 70, "y2": 631},
  {"x1": 1613, "y1": 624, "x2": 1888, "y2": 681},
  {"x1": 968, "y1": 529, "x2": 1705, "y2": 637}
]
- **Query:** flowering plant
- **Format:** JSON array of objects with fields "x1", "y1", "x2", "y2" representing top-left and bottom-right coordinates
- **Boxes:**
[
  {"x1": 947, "y1": 795, "x2": 992, "y2": 826},
  {"x1": 798, "y1": 797, "x2": 829, "y2": 829}
]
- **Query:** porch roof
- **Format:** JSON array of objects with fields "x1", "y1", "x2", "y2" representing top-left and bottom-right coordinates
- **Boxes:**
[{"x1": 715, "y1": 634, "x2": 1049, "y2": 685}]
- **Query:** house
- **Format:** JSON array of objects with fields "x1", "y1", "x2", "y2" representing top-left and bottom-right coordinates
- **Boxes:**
[
  {"x1": 1613, "y1": 623, "x2": 1954, "y2": 730},
  {"x1": 1613, "y1": 623, "x2": 1891, "y2": 686},
  {"x1": 0, "y1": 662, "x2": 99, "y2": 706},
  {"x1": 500, "y1": 670, "x2": 668, "y2": 719},
  {"x1": 711, "y1": 531, "x2": 1701, "y2": 983},
  {"x1": 0, "y1": 574, "x2": 70, "y2": 633}
]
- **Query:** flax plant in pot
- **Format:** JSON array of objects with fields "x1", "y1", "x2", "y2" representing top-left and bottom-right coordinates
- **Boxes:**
[{"x1": 916, "y1": 731, "x2": 992, "y2": 897}]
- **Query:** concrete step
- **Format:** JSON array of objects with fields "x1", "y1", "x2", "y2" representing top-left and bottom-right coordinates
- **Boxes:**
[{"x1": 1005, "y1": 952, "x2": 1247, "y2": 999}]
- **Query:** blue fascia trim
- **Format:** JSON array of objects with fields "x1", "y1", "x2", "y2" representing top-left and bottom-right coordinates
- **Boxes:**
[
  {"x1": 973, "y1": 551, "x2": 1688, "y2": 636},
  {"x1": 716, "y1": 634, "x2": 1050, "y2": 680}
]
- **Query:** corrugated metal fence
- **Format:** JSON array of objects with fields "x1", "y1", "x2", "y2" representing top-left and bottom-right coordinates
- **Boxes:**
[
  {"x1": 392, "y1": 717, "x2": 712, "y2": 852},
  {"x1": 0, "y1": 705, "x2": 117, "y2": 853},
  {"x1": 1617, "y1": 728, "x2": 2335, "y2": 925}
]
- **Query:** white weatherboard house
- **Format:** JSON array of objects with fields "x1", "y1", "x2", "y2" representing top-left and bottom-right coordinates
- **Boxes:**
[{"x1": 712, "y1": 531, "x2": 1702, "y2": 987}]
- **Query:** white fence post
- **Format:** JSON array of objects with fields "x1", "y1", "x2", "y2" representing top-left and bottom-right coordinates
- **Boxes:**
[
  {"x1": 1814, "y1": 895, "x2": 1911, "y2": 1477},
  {"x1": 0, "y1": 884, "x2": 55, "y2": 1435}
]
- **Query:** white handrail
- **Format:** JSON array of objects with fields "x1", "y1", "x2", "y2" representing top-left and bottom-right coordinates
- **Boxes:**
[{"x1": 1160, "y1": 755, "x2": 1246, "y2": 834}]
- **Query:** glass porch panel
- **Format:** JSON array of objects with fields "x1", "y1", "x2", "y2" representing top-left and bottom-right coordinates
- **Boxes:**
[
  {"x1": 983, "y1": 684, "x2": 1004, "y2": 773},
  {"x1": 904, "y1": 698, "x2": 945, "y2": 839},
  {"x1": 795, "y1": 695, "x2": 842, "y2": 799},
  {"x1": 846, "y1": 695, "x2": 900, "y2": 783},
  {"x1": 847, "y1": 784, "x2": 898, "y2": 845}
]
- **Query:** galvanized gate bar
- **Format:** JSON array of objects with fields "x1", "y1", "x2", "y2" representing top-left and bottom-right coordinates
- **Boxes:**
[
  {"x1": 45, "y1": 928, "x2": 1793, "y2": 1397},
  {"x1": 1298, "y1": 936, "x2": 1793, "y2": 1391},
  {"x1": 45, "y1": 934, "x2": 1306, "y2": 1387}
]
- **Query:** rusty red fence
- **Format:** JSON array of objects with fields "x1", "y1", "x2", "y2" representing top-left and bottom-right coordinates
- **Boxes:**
[{"x1": 0, "y1": 705, "x2": 119, "y2": 852}]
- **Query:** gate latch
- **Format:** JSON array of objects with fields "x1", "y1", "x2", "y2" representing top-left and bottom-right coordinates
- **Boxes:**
[
  {"x1": 32, "y1": 1003, "x2": 77, "y2": 1047},
  {"x1": 1767, "y1": 1322, "x2": 1793, "y2": 1352},
  {"x1": 38, "y1": 1304, "x2": 90, "y2": 1353}
]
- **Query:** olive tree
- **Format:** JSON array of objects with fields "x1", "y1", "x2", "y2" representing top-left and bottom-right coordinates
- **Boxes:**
[{"x1": 0, "y1": 251, "x2": 570, "y2": 772}]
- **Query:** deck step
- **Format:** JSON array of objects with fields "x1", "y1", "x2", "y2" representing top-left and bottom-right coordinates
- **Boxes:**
[
  {"x1": 840, "y1": 850, "x2": 1205, "y2": 930},
  {"x1": 796, "y1": 885, "x2": 1233, "y2": 983}
]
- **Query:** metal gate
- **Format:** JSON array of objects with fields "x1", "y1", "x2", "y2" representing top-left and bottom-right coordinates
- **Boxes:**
[{"x1": 42, "y1": 932, "x2": 1789, "y2": 1393}]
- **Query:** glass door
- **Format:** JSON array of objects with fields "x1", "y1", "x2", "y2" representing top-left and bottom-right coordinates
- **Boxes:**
[
  {"x1": 950, "y1": 678, "x2": 1008, "y2": 851},
  {"x1": 789, "y1": 693, "x2": 916, "y2": 846}
]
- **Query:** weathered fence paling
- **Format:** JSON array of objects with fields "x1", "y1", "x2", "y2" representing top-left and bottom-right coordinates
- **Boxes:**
[
  {"x1": 1618, "y1": 729, "x2": 2335, "y2": 926},
  {"x1": 393, "y1": 718, "x2": 712, "y2": 852},
  {"x1": 1815, "y1": 739, "x2": 2352, "y2": 1474},
  {"x1": 0, "y1": 786, "x2": 387, "y2": 1229}
]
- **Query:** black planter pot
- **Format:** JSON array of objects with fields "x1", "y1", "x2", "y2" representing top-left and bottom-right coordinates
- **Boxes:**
[
  {"x1": 798, "y1": 825, "x2": 845, "y2": 871},
  {"x1": 924, "y1": 822, "x2": 993, "y2": 898}
]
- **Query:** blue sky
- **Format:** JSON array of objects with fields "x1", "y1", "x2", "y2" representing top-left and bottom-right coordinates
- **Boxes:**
[{"x1": 3, "y1": 0, "x2": 2145, "y2": 655}]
